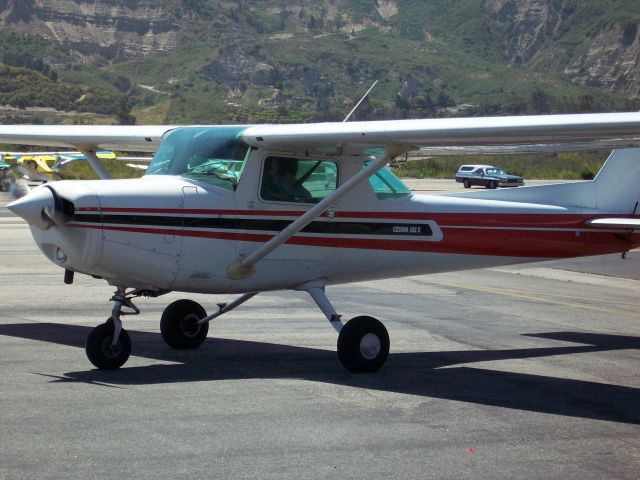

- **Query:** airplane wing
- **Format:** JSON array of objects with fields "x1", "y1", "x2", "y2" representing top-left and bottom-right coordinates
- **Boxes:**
[
  {"x1": 0, "y1": 125, "x2": 175, "y2": 152},
  {"x1": 2, "y1": 112, "x2": 640, "y2": 160},
  {"x1": 240, "y1": 112, "x2": 640, "y2": 156}
]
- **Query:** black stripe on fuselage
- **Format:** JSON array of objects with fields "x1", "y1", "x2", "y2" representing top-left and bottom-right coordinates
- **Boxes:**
[{"x1": 72, "y1": 213, "x2": 434, "y2": 237}]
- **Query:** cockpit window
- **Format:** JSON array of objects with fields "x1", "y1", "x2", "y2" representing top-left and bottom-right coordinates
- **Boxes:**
[
  {"x1": 146, "y1": 126, "x2": 250, "y2": 191},
  {"x1": 365, "y1": 161, "x2": 412, "y2": 200},
  {"x1": 260, "y1": 156, "x2": 338, "y2": 204}
]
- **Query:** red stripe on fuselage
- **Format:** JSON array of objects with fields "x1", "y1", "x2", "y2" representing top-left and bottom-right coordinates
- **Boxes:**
[{"x1": 69, "y1": 220, "x2": 640, "y2": 258}]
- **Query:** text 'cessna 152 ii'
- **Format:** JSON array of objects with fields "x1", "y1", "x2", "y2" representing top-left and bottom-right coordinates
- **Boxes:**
[{"x1": 3, "y1": 112, "x2": 640, "y2": 372}]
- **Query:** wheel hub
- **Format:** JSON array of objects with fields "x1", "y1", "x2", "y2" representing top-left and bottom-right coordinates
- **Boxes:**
[
  {"x1": 100, "y1": 337, "x2": 121, "y2": 359},
  {"x1": 179, "y1": 314, "x2": 202, "y2": 338},
  {"x1": 359, "y1": 333, "x2": 381, "y2": 360}
]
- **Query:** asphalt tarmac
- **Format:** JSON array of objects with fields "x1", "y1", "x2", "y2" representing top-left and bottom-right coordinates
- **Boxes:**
[{"x1": 1, "y1": 183, "x2": 639, "y2": 479}]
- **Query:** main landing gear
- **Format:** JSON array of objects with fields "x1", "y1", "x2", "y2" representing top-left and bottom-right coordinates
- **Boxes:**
[
  {"x1": 305, "y1": 282, "x2": 390, "y2": 372},
  {"x1": 85, "y1": 285, "x2": 390, "y2": 373}
]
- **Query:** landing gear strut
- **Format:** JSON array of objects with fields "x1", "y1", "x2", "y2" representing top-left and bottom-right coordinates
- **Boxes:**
[
  {"x1": 160, "y1": 292, "x2": 257, "y2": 348},
  {"x1": 85, "y1": 287, "x2": 139, "y2": 369},
  {"x1": 304, "y1": 282, "x2": 390, "y2": 372}
]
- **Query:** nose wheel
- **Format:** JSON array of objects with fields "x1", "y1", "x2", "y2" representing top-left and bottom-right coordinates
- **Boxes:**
[
  {"x1": 85, "y1": 287, "x2": 141, "y2": 369},
  {"x1": 85, "y1": 320, "x2": 132, "y2": 369}
]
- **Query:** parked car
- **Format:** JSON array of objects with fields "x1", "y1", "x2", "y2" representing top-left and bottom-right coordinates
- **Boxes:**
[{"x1": 455, "y1": 164, "x2": 524, "y2": 189}]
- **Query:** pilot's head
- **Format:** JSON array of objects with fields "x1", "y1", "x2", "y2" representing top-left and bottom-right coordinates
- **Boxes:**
[{"x1": 270, "y1": 157, "x2": 298, "y2": 179}]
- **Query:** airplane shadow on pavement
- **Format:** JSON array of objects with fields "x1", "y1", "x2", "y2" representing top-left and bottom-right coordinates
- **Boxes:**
[{"x1": 1, "y1": 322, "x2": 639, "y2": 425}]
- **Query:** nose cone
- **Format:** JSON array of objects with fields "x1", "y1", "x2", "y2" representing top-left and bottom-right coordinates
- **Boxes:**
[{"x1": 7, "y1": 186, "x2": 55, "y2": 230}]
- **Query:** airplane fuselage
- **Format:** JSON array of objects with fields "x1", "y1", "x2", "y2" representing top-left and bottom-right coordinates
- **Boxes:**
[{"x1": 24, "y1": 169, "x2": 639, "y2": 295}]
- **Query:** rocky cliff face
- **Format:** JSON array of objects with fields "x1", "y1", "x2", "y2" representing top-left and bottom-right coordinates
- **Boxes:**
[
  {"x1": 485, "y1": 0, "x2": 568, "y2": 64},
  {"x1": 564, "y1": 22, "x2": 640, "y2": 98},
  {"x1": 0, "y1": 0, "x2": 180, "y2": 61},
  {"x1": 486, "y1": 0, "x2": 640, "y2": 97},
  {"x1": 0, "y1": 0, "x2": 639, "y2": 99}
]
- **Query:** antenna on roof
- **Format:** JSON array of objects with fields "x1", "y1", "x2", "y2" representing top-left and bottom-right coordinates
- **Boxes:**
[{"x1": 343, "y1": 80, "x2": 378, "y2": 122}]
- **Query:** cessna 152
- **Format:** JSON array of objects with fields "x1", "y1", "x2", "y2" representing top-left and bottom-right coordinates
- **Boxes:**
[{"x1": 3, "y1": 112, "x2": 640, "y2": 372}]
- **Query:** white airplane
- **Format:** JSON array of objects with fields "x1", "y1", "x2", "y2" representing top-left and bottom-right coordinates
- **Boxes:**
[{"x1": 3, "y1": 113, "x2": 640, "y2": 372}]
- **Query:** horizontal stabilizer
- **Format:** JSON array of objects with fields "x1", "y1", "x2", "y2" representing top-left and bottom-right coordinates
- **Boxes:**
[{"x1": 586, "y1": 218, "x2": 640, "y2": 230}]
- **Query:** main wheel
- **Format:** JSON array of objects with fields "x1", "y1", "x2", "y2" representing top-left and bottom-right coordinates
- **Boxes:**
[
  {"x1": 85, "y1": 321, "x2": 132, "y2": 369},
  {"x1": 337, "y1": 316, "x2": 390, "y2": 373},
  {"x1": 463, "y1": 179, "x2": 471, "y2": 188},
  {"x1": 160, "y1": 299, "x2": 209, "y2": 349},
  {"x1": 487, "y1": 180, "x2": 497, "y2": 189}
]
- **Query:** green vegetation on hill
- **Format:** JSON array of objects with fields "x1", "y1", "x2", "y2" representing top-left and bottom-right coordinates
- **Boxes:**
[
  {"x1": 1, "y1": 1, "x2": 640, "y2": 125},
  {"x1": 0, "y1": 31, "x2": 137, "y2": 124}
]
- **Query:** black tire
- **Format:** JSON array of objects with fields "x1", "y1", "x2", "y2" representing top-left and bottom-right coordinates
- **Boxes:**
[
  {"x1": 487, "y1": 180, "x2": 497, "y2": 189},
  {"x1": 463, "y1": 179, "x2": 471, "y2": 189},
  {"x1": 85, "y1": 321, "x2": 132, "y2": 369},
  {"x1": 160, "y1": 299, "x2": 209, "y2": 349},
  {"x1": 337, "y1": 316, "x2": 390, "y2": 373}
]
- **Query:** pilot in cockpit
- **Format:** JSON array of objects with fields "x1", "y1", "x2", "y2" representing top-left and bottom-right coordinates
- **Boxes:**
[{"x1": 261, "y1": 157, "x2": 313, "y2": 203}]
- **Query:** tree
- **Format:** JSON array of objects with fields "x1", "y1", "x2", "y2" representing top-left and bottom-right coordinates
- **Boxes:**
[{"x1": 530, "y1": 87, "x2": 551, "y2": 114}]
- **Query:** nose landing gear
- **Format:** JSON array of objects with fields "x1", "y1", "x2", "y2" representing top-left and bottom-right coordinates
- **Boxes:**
[
  {"x1": 85, "y1": 322, "x2": 132, "y2": 369},
  {"x1": 85, "y1": 287, "x2": 140, "y2": 369}
]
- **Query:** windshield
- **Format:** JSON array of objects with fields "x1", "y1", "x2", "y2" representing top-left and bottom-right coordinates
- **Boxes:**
[
  {"x1": 486, "y1": 168, "x2": 506, "y2": 175},
  {"x1": 146, "y1": 126, "x2": 250, "y2": 191}
]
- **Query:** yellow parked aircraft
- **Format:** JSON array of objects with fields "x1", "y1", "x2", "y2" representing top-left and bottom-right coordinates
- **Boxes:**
[{"x1": 0, "y1": 151, "x2": 117, "y2": 181}]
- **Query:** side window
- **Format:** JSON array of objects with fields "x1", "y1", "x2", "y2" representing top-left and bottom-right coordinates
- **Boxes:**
[
  {"x1": 365, "y1": 161, "x2": 412, "y2": 200},
  {"x1": 260, "y1": 156, "x2": 338, "y2": 204}
]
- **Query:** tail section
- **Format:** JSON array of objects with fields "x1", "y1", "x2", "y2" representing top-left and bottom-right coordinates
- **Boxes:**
[{"x1": 593, "y1": 148, "x2": 640, "y2": 213}]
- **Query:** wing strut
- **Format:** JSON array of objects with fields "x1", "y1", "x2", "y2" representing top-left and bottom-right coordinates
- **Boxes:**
[
  {"x1": 77, "y1": 148, "x2": 113, "y2": 180},
  {"x1": 226, "y1": 145, "x2": 411, "y2": 280}
]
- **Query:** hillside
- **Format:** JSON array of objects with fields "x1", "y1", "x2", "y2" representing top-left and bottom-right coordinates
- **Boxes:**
[{"x1": 0, "y1": 0, "x2": 639, "y2": 125}]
